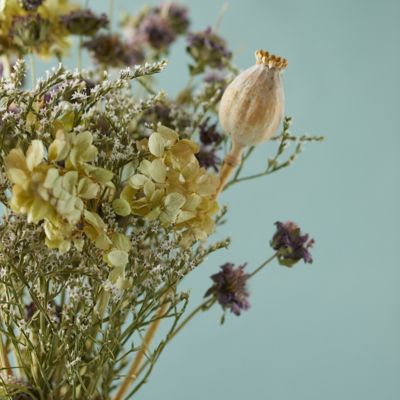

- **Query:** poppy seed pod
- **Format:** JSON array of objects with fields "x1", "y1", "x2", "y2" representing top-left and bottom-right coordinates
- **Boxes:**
[{"x1": 217, "y1": 49, "x2": 288, "y2": 194}]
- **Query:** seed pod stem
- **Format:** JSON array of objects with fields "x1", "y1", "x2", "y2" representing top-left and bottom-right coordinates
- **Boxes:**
[{"x1": 216, "y1": 140, "x2": 244, "y2": 195}]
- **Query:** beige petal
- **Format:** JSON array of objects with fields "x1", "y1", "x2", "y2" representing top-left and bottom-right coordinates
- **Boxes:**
[
  {"x1": 78, "y1": 178, "x2": 99, "y2": 199},
  {"x1": 164, "y1": 192, "x2": 186, "y2": 213},
  {"x1": 26, "y1": 140, "x2": 44, "y2": 171},
  {"x1": 112, "y1": 198, "x2": 131, "y2": 216},
  {"x1": 149, "y1": 159, "x2": 167, "y2": 183},
  {"x1": 129, "y1": 174, "x2": 149, "y2": 189},
  {"x1": 62, "y1": 171, "x2": 78, "y2": 193},
  {"x1": 95, "y1": 233, "x2": 113, "y2": 250},
  {"x1": 112, "y1": 233, "x2": 131, "y2": 252},
  {"x1": 148, "y1": 132, "x2": 165, "y2": 157},
  {"x1": 90, "y1": 167, "x2": 114, "y2": 184},
  {"x1": 107, "y1": 250, "x2": 129, "y2": 268}
]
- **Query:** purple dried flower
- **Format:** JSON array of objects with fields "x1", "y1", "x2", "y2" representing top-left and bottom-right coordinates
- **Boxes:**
[
  {"x1": 205, "y1": 263, "x2": 250, "y2": 316},
  {"x1": 271, "y1": 221, "x2": 315, "y2": 267},
  {"x1": 83, "y1": 34, "x2": 127, "y2": 67},
  {"x1": 61, "y1": 9, "x2": 109, "y2": 36},
  {"x1": 204, "y1": 70, "x2": 227, "y2": 86},
  {"x1": 12, "y1": 393, "x2": 35, "y2": 400},
  {"x1": 19, "y1": 0, "x2": 43, "y2": 11},
  {"x1": 138, "y1": 14, "x2": 176, "y2": 50},
  {"x1": 154, "y1": 3, "x2": 190, "y2": 34},
  {"x1": 199, "y1": 117, "x2": 223, "y2": 145},
  {"x1": 187, "y1": 27, "x2": 232, "y2": 74},
  {"x1": 124, "y1": 40, "x2": 146, "y2": 66},
  {"x1": 196, "y1": 147, "x2": 221, "y2": 172},
  {"x1": 25, "y1": 302, "x2": 36, "y2": 321}
]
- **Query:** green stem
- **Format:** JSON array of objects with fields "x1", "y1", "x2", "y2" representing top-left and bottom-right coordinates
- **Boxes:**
[
  {"x1": 248, "y1": 253, "x2": 277, "y2": 278},
  {"x1": 29, "y1": 53, "x2": 36, "y2": 87},
  {"x1": 77, "y1": 36, "x2": 83, "y2": 71},
  {"x1": 109, "y1": 0, "x2": 114, "y2": 32},
  {"x1": 134, "y1": 298, "x2": 216, "y2": 379},
  {"x1": 137, "y1": 78, "x2": 157, "y2": 95}
]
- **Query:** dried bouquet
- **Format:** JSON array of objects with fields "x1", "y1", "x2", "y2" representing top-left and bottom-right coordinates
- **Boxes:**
[{"x1": 0, "y1": 1, "x2": 323, "y2": 399}]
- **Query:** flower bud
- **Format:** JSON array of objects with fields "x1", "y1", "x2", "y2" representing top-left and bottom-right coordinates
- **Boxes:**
[{"x1": 217, "y1": 49, "x2": 287, "y2": 193}]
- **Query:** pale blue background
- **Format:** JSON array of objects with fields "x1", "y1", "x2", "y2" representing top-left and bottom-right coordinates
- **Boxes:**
[{"x1": 39, "y1": 0, "x2": 400, "y2": 399}]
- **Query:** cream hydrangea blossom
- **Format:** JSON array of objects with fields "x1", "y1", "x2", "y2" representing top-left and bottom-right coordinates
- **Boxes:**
[
  {"x1": 115, "y1": 126, "x2": 219, "y2": 247},
  {"x1": 4, "y1": 132, "x2": 127, "y2": 267}
]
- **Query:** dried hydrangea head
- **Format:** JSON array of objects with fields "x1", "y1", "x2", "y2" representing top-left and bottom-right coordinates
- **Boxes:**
[
  {"x1": 61, "y1": 9, "x2": 109, "y2": 36},
  {"x1": 205, "y1": 263, "x2": 250, "y2": 316},
  {"x1": 271, "y1": 221, "x2": 315, "y2": 267},
  {"x1": 115, "y1": 125, "x2": 219, "y2": 247},
  {"x1": 4, "y1": 132, "x2": 115, "y2": 254}
]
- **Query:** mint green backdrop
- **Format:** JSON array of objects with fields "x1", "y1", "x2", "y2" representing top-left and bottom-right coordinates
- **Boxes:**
[{"x1": 33, "y1": 0, "x2": 399, "y2": 399}]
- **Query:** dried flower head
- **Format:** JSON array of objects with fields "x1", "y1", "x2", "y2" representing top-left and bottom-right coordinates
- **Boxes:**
[
  {"x1": 4, "y1": 132, "x2": 115, "y2": 254},
  {"x1": 124, "y1": 39, "x2": 146, "y2": 66},
  {"x1": 206, "y1": 263, "x2": 250, "y2": 316},
  {"x1": 10, "y1": 14, "x2": 50, "y2": 49},
  {"x1": 19, "y1": 0, "x2": 43, "y2": 11},
  {"x1": 196, "y1": 147, "x2": 221, "y2": 172},
  {"x1": 84, "y1": 34, "x2": 128, "y2": 66},
  {"x1": 138, "y1": 13, "x2": 176, "y2": 51},
  {"x1": 154, "y1": 2, "x2": 190, "y2": 34},
  {"x1": 199, "y1": 117, "x2": 223, "y2": 146},
  {"x1": 61, "y1": 9, "x2": 109, "y2": 36},
  {"x1": 271, "y1": 221, "x2": 315, "y2": 267},
  {"x1": 187, "y1": 27, "x2": 232, "y2": 74}
]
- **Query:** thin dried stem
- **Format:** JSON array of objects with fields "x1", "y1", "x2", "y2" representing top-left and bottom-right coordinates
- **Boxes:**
[{"x1": 113, "y1": 302, "x2": 168, "y2": 400}]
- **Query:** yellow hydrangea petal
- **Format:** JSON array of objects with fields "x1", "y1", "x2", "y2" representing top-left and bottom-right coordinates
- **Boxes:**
[
  {"x1": 112, "y1": 233, "x2": 131, "y2": 252},
  {"x1": 26, "y1": 140, "x2": 44, "y2": 171},
  {"x1": 95, "y1": 233, "x2": 113, "y2": 251},
  {"x1": 7, "y1": 168, "x2": 28, "y2": 187},
  {"x1": 107, "y1": 250, "x2": 129, "y2": 268},
  {"x1": 176, "y1": 210, "x2": 196, "y2": 224},
  {"x1": 112, "y1": 198, "x2": 131, "y2": 217},
  {"x1": 78, "y1": 177, "x2": 99, "y2": 199},
  {"x1": 158, "y1": 125, "x2": 179, "y2": 144},
  {"x1": 148, "y1": 131, "x2": 165, "y2": 157},
  {"x1": 129, "y1": 174, "x2": 149, "y2": 189},
  {"x1": 84, "y1": 210, "x2": 106, "y2": 230},
  {"x1": 149, "y1": 159, "x2": 167, "y2": 183},
  {"x1": 93, "y1": 168, "x2": 114, "y2": 184},
  {"x1": 43, "y1": 168, "x2": 59, "y2": 189},
  {"x1": 138, "y1": 159, "x2": 152, "y2": 176},
  {"x1": 5, "y1": 148, "x2": 27, "y2": 172},
  {"x1": 62, "y1": 171, "x2": 78, "y2": 193},
  {"x1": 164, "y1": 192, "x2": 186, "y2": 212}
]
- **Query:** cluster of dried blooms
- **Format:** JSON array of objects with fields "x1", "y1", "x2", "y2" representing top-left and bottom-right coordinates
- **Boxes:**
[{"x1": 0, "y1": 1, "x2": 323, "y2": 399}]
